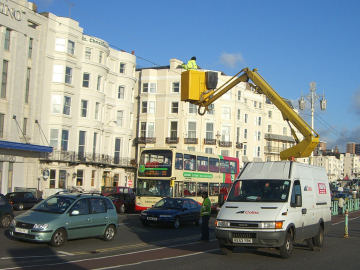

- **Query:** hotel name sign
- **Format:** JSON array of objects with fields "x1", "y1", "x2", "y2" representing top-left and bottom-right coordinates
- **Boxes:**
[
  {"x1": 0, "y1": 0, "x2": 23, "y2": 21},
  {"x1": 82, "y1": 35, "x2": 109, "y2": 49}
]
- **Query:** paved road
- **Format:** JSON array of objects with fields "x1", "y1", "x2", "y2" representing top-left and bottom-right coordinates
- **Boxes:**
[{"x1": 0, "y1": 212, "x2": 359, "y2": 270}]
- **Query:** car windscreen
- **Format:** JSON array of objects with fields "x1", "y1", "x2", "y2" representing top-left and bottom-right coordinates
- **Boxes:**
[
  {"x1": 33, "y1": 196, "x2": 75, "y2": 213},
  {"x1": 154, "y1": 198, "x2": 183, "y2": 209},
  {"x1": 227, "y1": 179, "x2": 291, "y2": 202}
]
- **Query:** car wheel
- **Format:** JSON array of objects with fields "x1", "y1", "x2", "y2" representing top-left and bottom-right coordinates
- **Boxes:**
[
  {"x1": 173, "y1": 217, "x2": 180, "y2": 229},
  {"x1": 279, "y1": 231, "x2": 293, "y2": 258},
  {"x1": 0, "y1": 214, "x2": 12, "y2": 228},
  {"x1": 103, "y1": 225, "x2": 116, "y2": 241},
  {"x1": 119, "y1": 204, "x2": 125, "y2": 214},
  {"x1": 50, "y1": 229, "x2": 67, "y2": 247},
  {"x1": 312, "y1": 226, "x2": 324, "y2": 248},
  {"x1": 17, "y1": 203, "x2": 24, "y2": 211}
]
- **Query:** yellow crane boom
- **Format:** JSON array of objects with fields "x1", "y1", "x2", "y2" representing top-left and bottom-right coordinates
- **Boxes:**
[{"x1": 181, "y1": 68, "x2": 319, "y2": 160}]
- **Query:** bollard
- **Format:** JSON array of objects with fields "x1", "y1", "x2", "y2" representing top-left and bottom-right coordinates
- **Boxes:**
[{"x1": 344, "y1": 210, "x2": 349, "y2": 238}]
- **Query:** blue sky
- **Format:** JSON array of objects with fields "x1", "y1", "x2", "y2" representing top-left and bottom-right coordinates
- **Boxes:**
[{"x1": 34, "y1": 0, "x2": 360, "y2": 152}]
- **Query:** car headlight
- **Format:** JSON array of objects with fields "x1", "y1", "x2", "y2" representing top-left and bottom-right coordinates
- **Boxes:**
[
  {"x1": 32, "y1": 224, "x2": 49, "y2": 231},
  {"x1": 215, "y1": 220, "x2": 230, "y2": 227},
  {"x1": 159, "y1": 215, "x2": 172, "y2": 218},
  {"x1": 141, "y1": 211, "x2": 147, "y2": 216},
  {"x1": 11, "y1": 219, "x2": 16, "y2": 227},
  {"x1": 259, "y1": 221, "x2": 283, "y2": 229}
]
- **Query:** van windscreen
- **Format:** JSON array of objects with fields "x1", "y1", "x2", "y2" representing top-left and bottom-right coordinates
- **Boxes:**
[{"x1": 227, "y1": 180, "x2": 291, "y2": 202}]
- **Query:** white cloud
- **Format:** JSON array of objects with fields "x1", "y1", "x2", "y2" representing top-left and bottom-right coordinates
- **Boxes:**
[{"x1": 219, "y1": 52, "x2": 244, "y2": 68}]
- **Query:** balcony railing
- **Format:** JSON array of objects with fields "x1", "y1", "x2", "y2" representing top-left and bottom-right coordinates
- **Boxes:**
[
  {"x1": 135, "y1": 137, "x2": 156, "y2": 144},
  {"x1": 219, "y1": 141, "x2": 232, "y2": 147},
  {"x1": 166, "y1": 137, "x2": 179, "y2": 144},
  {"x1": 40, "y1": 150, "x2": 135, "y2": 168},
  {"x1": 204, "y1": 138, "x2": 216, "y2": 145},
  {"x1": 184, "y1": 138, "x2": 198, "y2": 144},
  {"x1": 264, "y1": 146, "x2": 282, "y2": 153},
  {"x1": 236, "y1": 142, "x2": 243, "y2": 149}
]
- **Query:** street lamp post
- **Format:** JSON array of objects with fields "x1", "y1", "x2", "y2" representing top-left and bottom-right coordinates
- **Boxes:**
[{"x1": 298, "y1": 82, "x2": 327, "y2": 164}]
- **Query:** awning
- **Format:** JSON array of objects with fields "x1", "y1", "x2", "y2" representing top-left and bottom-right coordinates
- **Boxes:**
[{"x1": 0, "y1": 140, "x2": 52, "y2": 153}]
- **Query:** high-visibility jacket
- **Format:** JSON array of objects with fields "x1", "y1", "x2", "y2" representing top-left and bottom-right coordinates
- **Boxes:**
[
  {"x1": 200, "y1": 197, "x2": 211, "y2": 216},
  {"x1": 182, "y1": 59, "x2": 198, "y2": 70}
]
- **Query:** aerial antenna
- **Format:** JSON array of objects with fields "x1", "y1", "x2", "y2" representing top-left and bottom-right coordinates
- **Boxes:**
[{"x1": 65, "y1": 0, "x2": 75, "y2": 18}]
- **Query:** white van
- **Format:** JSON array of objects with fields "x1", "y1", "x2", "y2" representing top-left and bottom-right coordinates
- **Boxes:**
[{"x1": 215, "y1": 161, "x2": 331, "y2": 258}]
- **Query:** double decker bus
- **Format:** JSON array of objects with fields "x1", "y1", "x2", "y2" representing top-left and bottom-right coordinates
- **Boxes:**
[{"x1": 135, "y1": 148, "x2": 240, "y2": 211}]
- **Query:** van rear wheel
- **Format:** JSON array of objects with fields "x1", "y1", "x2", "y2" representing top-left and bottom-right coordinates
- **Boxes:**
[
  {"x1": 279, "y1": 231, "x2": 293, "y2": 258},
  {"x1": 313, "y1": 226, "x2": 324, "y2": 248}
]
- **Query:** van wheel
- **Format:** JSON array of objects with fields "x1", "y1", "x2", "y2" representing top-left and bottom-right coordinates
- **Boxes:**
[
  {"x1": 313, "y1": 226, "x2": 324, "y2": 248},
  {"x1": 279, "y1": 231, "x2": 293, "y2": 258},
  {"x1": 0, "y1": 214, "x2": 12, "y2": 228},
  {"x1": 103, "y1": 225, "x2": 116, "y2": 241},
  {"x1": 219, "y1": 243, "x2": 233, "y2": 255},
  {"x1": 50, "y1": 229, "x2": 67, "y2": 247}
]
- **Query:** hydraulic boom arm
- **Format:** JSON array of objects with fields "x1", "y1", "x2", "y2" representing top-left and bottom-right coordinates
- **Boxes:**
[{"x1": 181, "y1": 68, "x2": 319, "y2": 160}]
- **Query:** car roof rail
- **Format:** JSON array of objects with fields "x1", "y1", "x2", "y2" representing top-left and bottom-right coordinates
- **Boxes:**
[{"x1": 77, "y1": 192, "x2": 102, "y2": 197}]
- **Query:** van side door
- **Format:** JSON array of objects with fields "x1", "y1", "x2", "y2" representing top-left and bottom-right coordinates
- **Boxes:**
[{"x1": 288, "y1": 180, "x2": 305, "y2": 242}]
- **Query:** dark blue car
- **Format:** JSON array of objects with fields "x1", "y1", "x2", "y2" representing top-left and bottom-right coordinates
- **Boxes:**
[{"x1": 140, "y1": 197, "x2": 201, "y2": 229}]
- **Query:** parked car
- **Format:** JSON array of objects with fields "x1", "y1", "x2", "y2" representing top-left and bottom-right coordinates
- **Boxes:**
[
  {"x1": 101, "y1": 186, "x2": 134, "y2": 197},
  {"x1": 106, "y1": 193, "x2": 135, "y2": 213},
  {"x1": 0, "y1": 194, "x2": 13, "y2": 228},
  {"x1": 5, "y1": 192, "x2": 41, "y2": 211},
  {"x1": 9, "y1": 192, "x2": 118, "y2": 247},
  {"x1": 140, "y1": 197, "x2": 201, "y2": 229}
]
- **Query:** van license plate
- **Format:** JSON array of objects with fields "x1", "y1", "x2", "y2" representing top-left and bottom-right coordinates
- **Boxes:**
[
  {"x1": 15, "y1": 228, "x2": 29, "y2": 234},
  {"x1": 233, "y1": 238, "x2": 253, "y2": 244},
  {"x1": 147, "y1": 217, "x2": 157, "y2": 221}
]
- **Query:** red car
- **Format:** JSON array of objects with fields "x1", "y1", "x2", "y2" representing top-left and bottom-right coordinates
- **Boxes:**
[{"x1": 106, "y1": 193, "x2": 135, "y2": 213}]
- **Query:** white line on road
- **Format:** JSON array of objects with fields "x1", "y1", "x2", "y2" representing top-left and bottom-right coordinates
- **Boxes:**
[
  {"x1": 57, "y1": 251, "x2": 75, "y2": 256},
  {"x1": 332, "y1": 215, "x2": 360, "y2": 226},
  {"x1": 92, "y1": 248, "x2": 219, "y2": 270},
  {"x1": 0, "y1": 240, "x2": 214, "y2": 270}
]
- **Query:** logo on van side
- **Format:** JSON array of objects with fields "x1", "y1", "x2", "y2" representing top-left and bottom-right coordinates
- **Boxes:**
[
  {"x1": 318, "y1": 183, "x2": 327, "y2": 194},
  {"x1": 304, "y1": 185, "x2": 313, "y2": 191},
  {"x1": 236, "y1": 210, "x2": 259, "y2": 214}
]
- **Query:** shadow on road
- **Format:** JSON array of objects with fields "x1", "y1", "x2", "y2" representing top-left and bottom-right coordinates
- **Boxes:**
[{"x1": 2, "y1": 229, "x2": 87, "y2": 270}]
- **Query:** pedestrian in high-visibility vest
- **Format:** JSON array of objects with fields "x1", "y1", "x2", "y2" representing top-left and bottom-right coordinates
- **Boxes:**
[
  {"x1": 200, "y1": 191, "x2": 211, "y2": 241},
  {"x1": 182, "y1": 56, "x2": 198, "y2": 70}
]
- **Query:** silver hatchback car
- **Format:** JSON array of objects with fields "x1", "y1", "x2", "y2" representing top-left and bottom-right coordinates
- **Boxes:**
[{"x1": 9, "y1": 192, "x2": 119, "y2": 247}]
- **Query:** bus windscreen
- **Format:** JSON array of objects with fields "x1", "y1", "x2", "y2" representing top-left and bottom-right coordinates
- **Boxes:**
[{"x1": 138, "y1": 150, "x2": 172, "y2": 177}]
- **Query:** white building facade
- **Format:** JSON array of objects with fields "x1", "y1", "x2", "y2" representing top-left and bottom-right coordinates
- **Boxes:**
[{"x1": 0, "y1": 1, "x2": 137, "y2": 196}]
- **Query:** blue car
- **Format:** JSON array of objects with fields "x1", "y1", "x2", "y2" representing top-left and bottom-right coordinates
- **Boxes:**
[{"x1": 140, "y1": 197, "x2": 201, "y2": 229}]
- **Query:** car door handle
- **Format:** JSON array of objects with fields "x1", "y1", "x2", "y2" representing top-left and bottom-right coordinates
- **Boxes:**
[
  {"x1": 87, "y1": 218, "x2": 91, "y2": 222},
  {"x1": 302, "y1": 208, "x2": 307, "y2": 214},
  {"x1": 105, "y1": 216, "x2": 108, "y2": 219}
]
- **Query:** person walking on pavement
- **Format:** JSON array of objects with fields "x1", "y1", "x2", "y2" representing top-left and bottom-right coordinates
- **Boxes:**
[
  {"x1": 200, "y1": 191, "x2": 211, "y2": 241},
  {"x1": 338, "y1": 196, "x2": 344, "y2": 215},
  {"x1": 182, "y1": 56, "x2": 198, "y2": 70}
]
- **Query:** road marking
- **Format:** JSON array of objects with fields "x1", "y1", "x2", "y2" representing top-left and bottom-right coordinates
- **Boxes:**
[
  {"x1": 332, "y1": 215, "x2": 360, "y2": 226},
  {"x1": 92, "y1": 248, "x2": 219, "y2": 270},
  {"x1": 0, "y1": 240, "x2": 215, "y2": 270},
  {"x1": 57, "y1": 251, "x2": 74, "y2": 256},
  {"x1": 0, "y1": 254, "x2": 66, "y2": 260}
]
